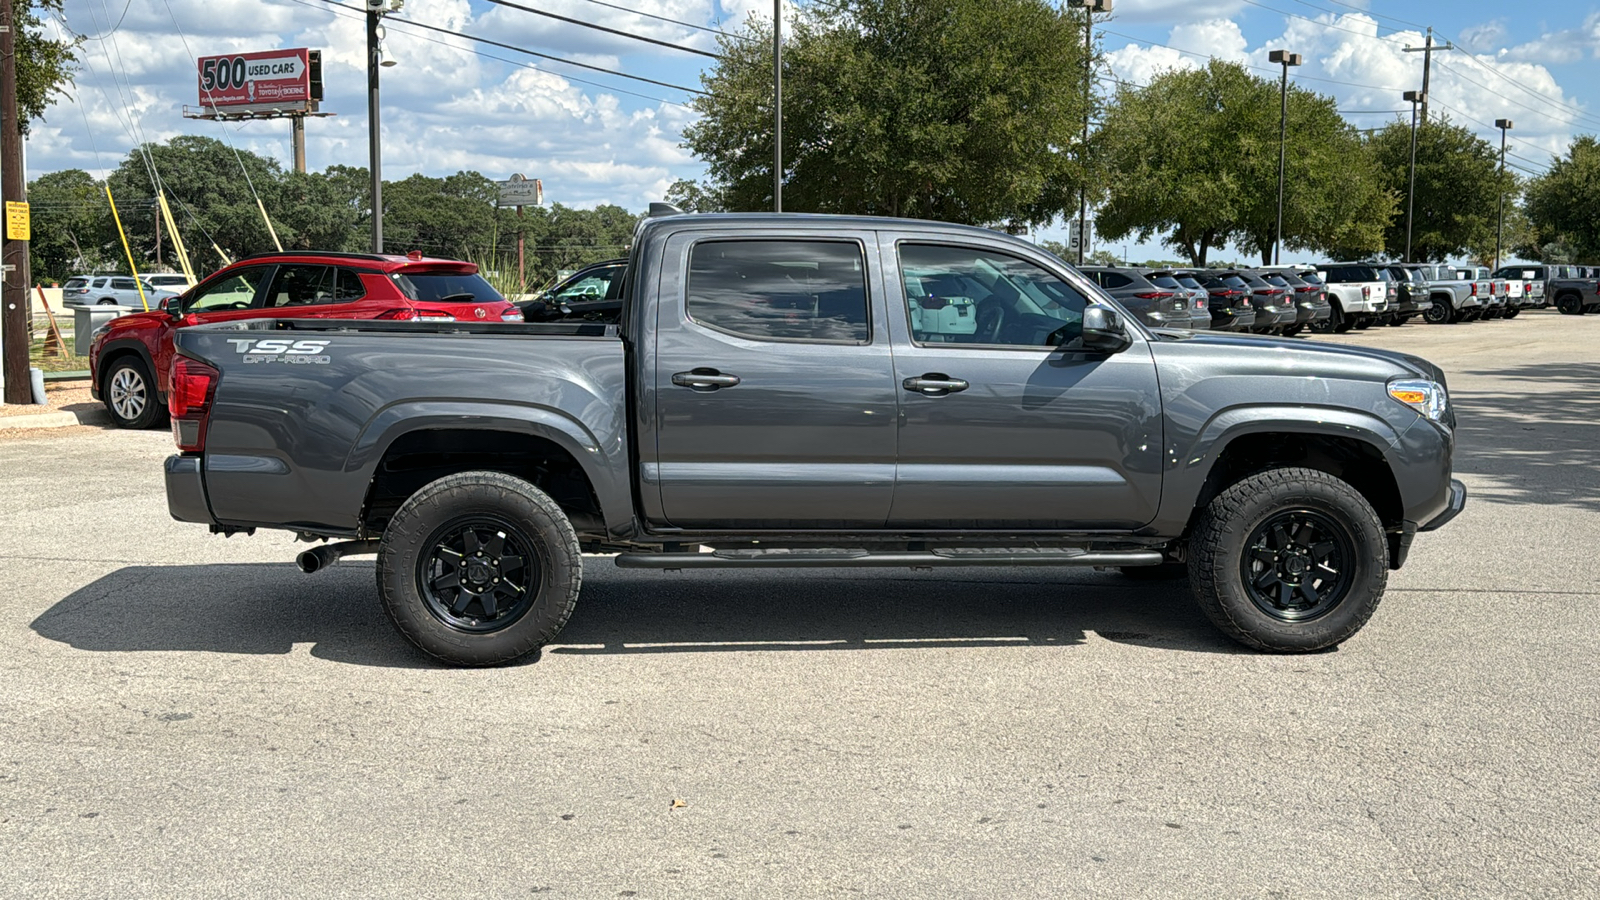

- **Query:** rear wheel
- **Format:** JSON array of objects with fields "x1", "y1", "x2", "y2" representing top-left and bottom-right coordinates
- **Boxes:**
[
  {"x1": 377, "y1": 470, "x2": 582, "y2": 667},
  {"x1": 1559, "y1": 294, "x2": 1584, "y2": 315},
  {"x1": 1280, "y1": 324, "x2": 1303, "y2": 337},
  {"x1": 1353, "y1": 318, "x2": 1372, "y2": 330},
  {"x1": 1188, "y1": 467, "x2": 1387, "y2": 652},
  {"x1": 1504, "y1": 308, "x2": 1521, "y2": 319},
  {"x1": 102, "y1": 356, "x2": 162, "y2": 429},
  {"x1": 1423, "y1": 301, "x2": 1451, "y2": 324},
  {"x1": 97, "y1": 298, "x2": 117, "y2": 306}
]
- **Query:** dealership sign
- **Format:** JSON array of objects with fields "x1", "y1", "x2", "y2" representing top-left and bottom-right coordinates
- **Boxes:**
[{"x1": 197, "y1": 49, "x2": 317, "y2": 110}]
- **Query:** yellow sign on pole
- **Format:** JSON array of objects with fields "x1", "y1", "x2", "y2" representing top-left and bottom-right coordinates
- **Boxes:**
[{"x1": 4, "y1": 201, "x2": 28, "y2": 241}]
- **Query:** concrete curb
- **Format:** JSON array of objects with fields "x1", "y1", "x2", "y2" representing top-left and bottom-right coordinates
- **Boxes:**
[
  {"x1": 0, "y1": 405, "x2": 112, "y2": 431},
  {"x1": 0, "y1": 411, "x2": 79, "y2": 431}
]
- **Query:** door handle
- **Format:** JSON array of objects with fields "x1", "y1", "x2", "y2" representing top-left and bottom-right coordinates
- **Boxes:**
[
  {"x1": 903, "y1": 374, "x2": 969, "y2": 395},
  {"x1": 672, "y1": 369, "x2": 741, "y2": 390}
]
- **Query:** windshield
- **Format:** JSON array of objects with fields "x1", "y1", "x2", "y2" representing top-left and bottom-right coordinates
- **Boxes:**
[{"x1": 391, "y1": 271, "x2": 505, "y2": 304}]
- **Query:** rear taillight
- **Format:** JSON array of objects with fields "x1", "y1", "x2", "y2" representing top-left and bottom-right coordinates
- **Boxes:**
[
  {"x1": 1195, "y1": 299, "x2": 1206, "y2": 309},
  {"x1": 1470, "y1": 283, "x2": 1478, "y2": 296},
  {"x1": 377, "y1": 308, "x2": 457, "y2": 322},
  {"x1": 1132, "y1": 291, "x2": 1174, "y2": 300},
  {"x1": 1363, "y1": 286, "x2": 1371, "y2": 299},
  {"x1": 169, "y1": 356, "x2": 220, "y2": 453}
]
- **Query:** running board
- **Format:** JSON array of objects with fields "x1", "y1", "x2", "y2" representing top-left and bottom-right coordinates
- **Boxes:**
[{"x1": 612, "y1": 548, "x2": 1165, "y2": 570}]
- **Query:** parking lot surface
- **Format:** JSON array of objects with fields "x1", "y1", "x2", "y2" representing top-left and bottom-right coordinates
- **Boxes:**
[{"x1": 2, "y1": 310, "x2": 1596, "y2": 897}]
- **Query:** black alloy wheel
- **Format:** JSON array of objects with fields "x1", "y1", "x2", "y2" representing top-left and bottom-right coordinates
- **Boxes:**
[
  {"x1": 1423, "y1": 301, "x2": 1451, "y2": 324},
  {"x1": 1239, "y1": 510, "x2": 1355, "y2": 623},
  {"x1": 417, "y1": 517, "x2": 541, "y2": 634},
  {"x1": 1558, "y1": 294, "x2": 1583, "y2": 315}
]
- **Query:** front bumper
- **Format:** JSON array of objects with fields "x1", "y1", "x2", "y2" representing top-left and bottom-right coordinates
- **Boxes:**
[
  {"x1": 165, "y1": 455, "x2": 214, "y2": 524},
  {"x1": 1421, "y1": 479, "x2": 1468, "y2": 532}
]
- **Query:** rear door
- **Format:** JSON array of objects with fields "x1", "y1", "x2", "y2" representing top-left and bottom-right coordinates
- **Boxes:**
[
  {"x1": 883, "y1": 234, "x2": 1164, "y2": 529},
  {"x1": 648, "y1": 229, "x2": 898, "y2": 528}
]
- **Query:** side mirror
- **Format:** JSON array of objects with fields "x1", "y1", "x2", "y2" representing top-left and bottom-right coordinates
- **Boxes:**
[
  {"x1": 167, "y1": 298, "x2": 186, "y2": 320},
  {"x1": 1081, "y1": 306, "x2": 1132, "y2": 353}
]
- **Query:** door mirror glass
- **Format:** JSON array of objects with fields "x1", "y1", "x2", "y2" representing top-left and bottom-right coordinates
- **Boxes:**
[{"x1": 1081, "y1": 306, "x2": 1132, "y2": 353}]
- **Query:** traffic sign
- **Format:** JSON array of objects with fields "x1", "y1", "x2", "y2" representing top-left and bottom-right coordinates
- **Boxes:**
[
  {"x1": 5, "y1": 201, "x2": 28, "y2": 241},
  {"x1": 498, "y1": 176, "x2": 544, "y2": 207}
]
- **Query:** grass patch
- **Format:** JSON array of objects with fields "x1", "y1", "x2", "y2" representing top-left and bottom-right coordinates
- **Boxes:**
[{"x1": 30, "y1": 336, "x2": 91, "y2": 373}]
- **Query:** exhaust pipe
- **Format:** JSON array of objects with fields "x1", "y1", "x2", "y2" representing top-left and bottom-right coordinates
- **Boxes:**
[{"x1": 296, "y1": 540, "x2": 380, "y2": 574}]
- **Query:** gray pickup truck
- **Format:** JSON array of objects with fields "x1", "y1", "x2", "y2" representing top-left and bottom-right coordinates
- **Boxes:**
[{"x1": 163, "y1": 212, "x2": 1466, "y2": 666}]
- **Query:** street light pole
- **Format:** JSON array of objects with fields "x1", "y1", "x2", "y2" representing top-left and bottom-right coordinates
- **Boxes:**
[
  {"x1": 1403, "y1": 90, "x2": 1424, "y2": 263},
  {"x1": 1268, "y1": 50, "x2": 1302, "y2": 266},
  {"x1": 1495, "y1": 118, "x2": 1513, "y2": 270},
  {"x1": 1069, "y1": 0, "x2": 1111, "y2": 265},
  {"x1": 773, "y1": 0, "x2": 781, "y2": 213},
  {"x1": 366, "y1": 0, "x2": 386, "y2": 252}
]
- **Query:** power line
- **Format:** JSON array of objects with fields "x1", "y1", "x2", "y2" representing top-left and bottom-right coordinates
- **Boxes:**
[
  {"x1": 1099, "y1": 29, "x2": 1410, "y2": 93},
  {"x1": 1237, "y1": 0, "x2": 1410, "y2": 46},
  {"x1": 1287, "y1": 0, "x2": 1430, "y2": 31},
  {"x1": 61, "y1": 0, "x2": 134, "y2": 40},
  {"x1": 309, "y1": 0, "x2": 706, "y2": 95},
  {"x1": 481, "y1": 0, "x2": 720, "y2": 59},
  {"x1": 572, "y1": 0, "x2": 749, "y2": 42},
  {"x1": 1431, "y1": 59, "x2": 1600, "y2": 130},
  {"x1": 1445, "y1": 53, "x2": 1600, "y2": 130},
  {"x1": 284, "y1": 0, "x2": 692, "y2": 108}
]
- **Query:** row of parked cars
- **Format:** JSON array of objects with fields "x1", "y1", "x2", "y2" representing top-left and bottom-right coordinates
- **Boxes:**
[{"x1": 1057, "y1": 261, "x2": 1599, "y2": 335}]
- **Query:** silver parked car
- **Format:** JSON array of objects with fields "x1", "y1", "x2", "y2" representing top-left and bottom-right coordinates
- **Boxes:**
[{"x1": 61, "y1": 274, "x2": 179, "y2": 309}]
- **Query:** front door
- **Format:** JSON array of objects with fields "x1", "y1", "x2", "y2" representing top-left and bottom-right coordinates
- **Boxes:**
[
  {"x1": 649, "y1": 231, "x2": 898, "y2": 529},
  {"x1": 883, "y1": 237, "x2": 1164, "y2": 529}
]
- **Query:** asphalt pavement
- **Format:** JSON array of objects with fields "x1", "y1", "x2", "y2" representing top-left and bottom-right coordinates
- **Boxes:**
[{"x1": 1, "y1": 309, "x2": 1596, "y2": 898}]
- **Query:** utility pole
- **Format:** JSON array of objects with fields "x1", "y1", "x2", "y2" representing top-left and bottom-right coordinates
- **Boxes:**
[
  {"x1": 366, "y1": 0, "x2": 387, "y2": 252},
  {"x1": 1069, "y1": 1, "x2": 1112, "y2": 264},
  {"x1": 772, "y1": 0, "x2": 781, "y2": 213},
  {"x1": 1495, "y1": 118, "x2": 1513, "y2": 270},
  {"x1": 1403, "y1": 27, "x2": 1453, "y2": 127},
  {"x1": 1404, "y1": 90, "x2": 1424, "y2": 263},
  {"x1": 1269, "y1": 49, "x2": 1303, "y2": 266},
  {"x1": 1, "y1": 6, "x2": 31, "y2": 404}
]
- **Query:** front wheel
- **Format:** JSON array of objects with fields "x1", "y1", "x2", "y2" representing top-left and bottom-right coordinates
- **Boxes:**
[
  {"x1": 377, "y1": 470, "x2": 582, "y2": 667},
  {"x1": 102, "y1": 356, "x2": 162, "y2": 429},
  {"x1": 1188, "y1": 467, "x2": 1388, "y2": 652}
]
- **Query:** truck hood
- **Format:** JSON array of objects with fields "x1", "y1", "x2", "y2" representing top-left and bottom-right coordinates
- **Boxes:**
[{"x1": 1148, "y1": 329, "x2": 1446, "y2": 385}]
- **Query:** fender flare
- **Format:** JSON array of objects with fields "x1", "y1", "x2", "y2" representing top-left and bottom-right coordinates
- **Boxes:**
[
  {"x1": 346, "y1": 400, "x2": 633, "y2": 536},
  {"x1": 1149, "y1": 404, "x2": 1403, "y2": 534}
]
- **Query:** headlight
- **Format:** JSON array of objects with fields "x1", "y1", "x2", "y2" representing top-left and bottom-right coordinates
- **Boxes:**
[{"x1": 1388, "y1": 378, "x2": 1448, "y2": 422}]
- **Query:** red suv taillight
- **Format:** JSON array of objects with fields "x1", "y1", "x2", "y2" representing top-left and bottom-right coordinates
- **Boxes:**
[
  {"x1": 1133, "y1": 291, "x2": 1174, "y2": 300},
  {"x1": 170, "y1": 356, "x2": 220, "y2": 453}
]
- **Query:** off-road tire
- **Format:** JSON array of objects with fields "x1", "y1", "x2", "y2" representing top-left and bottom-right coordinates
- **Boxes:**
[
  {"x1": 1188, "y1": 467, "x2": 1388, "y2": 653},
  {"x1": 102, "y1": 355, "x2": 162, "y2": 429},
  {"x1": 377, "y1": 470, "x2": 581, "y2": 667},
  {"x1": 1558, "y1": 294, "x2": 1583, "y2": 315},
  {"x1": 1424, "y1": 301, "x2": 1451, "y2": 324},
  {"x1": 1311, "y1": 302, "x2": 1342, "y2": 334}
]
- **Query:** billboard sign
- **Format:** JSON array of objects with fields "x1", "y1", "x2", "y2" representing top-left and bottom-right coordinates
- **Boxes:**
[{"x1": 198, "y1": 49, "x2": 313, "y2": 110}]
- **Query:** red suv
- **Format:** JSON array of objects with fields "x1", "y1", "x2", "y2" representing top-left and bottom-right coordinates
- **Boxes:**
[{"x1": 90, "y1": 251, "x2": 522, "y2": 428}]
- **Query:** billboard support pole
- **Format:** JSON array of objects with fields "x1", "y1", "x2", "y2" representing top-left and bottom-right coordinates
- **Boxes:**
[{"x1": 291, "y1": 115, "x2": 306, "y2": 174}]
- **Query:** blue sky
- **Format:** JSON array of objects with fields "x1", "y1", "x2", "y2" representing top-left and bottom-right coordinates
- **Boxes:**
[{"x1": 32, "y1": 1, "x2": 1600, "y2": 262}]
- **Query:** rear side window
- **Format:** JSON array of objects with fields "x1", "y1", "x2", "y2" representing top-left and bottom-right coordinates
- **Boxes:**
[
  {"x1": 686, "y1": 240, "x2": 870, "y2": 344},
  {"x1": 330, "y1": 268, "x2": 367, "y2": 302},
  {"x1": 111, "y1": 277, "x2": 137, "y2": 290},
  {"x1": 64, "y1": 277, "x2": 89, "y2": 289},
  {"x1": 1101, "y1": 272, "x2": 1132, "y2": 288},
  {"x1": 392, "y1": 271, "x2": 505, "y2": 304},
  {"x1": 1298, "y1": 272, "x2": 1324, "y2": 285},
  {"x1": 1147, "y1": 274, "x2": 1183, "y2": 289}
]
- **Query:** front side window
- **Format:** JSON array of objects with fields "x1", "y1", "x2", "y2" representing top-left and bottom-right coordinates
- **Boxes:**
[
  {"x1": 266, "y1": 265, "x2": 331, "y2": 307},
  {"x1": 552, "y1": 266, "x2": 622, "y2": 303},
  {"x1": 899, "y1": 243, "x2": 1089, "y2": 348},
  {"x1": 686, "y1": 240, "x2": 870, "y2": 343},
  {"x1": 184, "y1": 266, "x2": 271, "y2": 313}
]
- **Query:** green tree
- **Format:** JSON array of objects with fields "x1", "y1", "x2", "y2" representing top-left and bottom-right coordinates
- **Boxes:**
[
  {"x1": 26, "y1": 168, "x2": 113, "y2": 281},
  {"x1": 1524, "y1": 136, "x2": 1600, "y2": 262},
  {"x1": 1367, "y1": 117, "x2": 1507, "y2": 262},
  {"x1": 381, "y1": 171, "x2": 515, "y2": 259},
  {"x1": 684, "y1": 0, "x2": 1091, "y2": 226},
  {"x1": 12, "y1": 1, "x2": 80, "y2": 131},
  {"x1": 1094, "y1": 60, "x2": 1392, "y2": 265}
]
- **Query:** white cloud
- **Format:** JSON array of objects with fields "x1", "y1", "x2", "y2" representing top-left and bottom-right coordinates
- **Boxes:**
[
  {"x1": 1102, "y1": 0, "x2": 1245, "y2": 25},
  {"x1": 1103, "y1": 18, "x2": 1245, "y2": 86},
  {"x1": 1458, "y1": 19, "x2": 1507, "y2": 54},
  {"x1": 1503, "y1": 12, "x2": 1600, "y2": 65}
]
